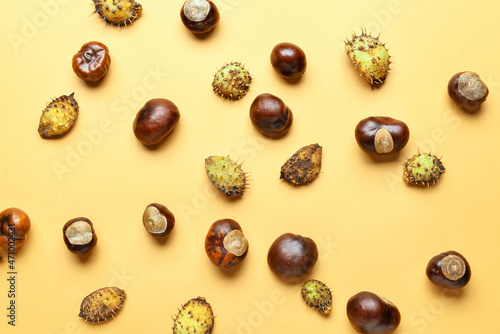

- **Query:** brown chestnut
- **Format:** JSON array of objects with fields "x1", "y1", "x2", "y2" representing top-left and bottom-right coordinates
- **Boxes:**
[
  {"x1": 0, "y1": 208, "x2": 31, "y2": 252},
  {"x1": 448, "y1": 71, "x2": 488, "y2": 113},
  {"x1": 180, "y1": 0, "x2": 220, "y2": 34},
  {"x1": 355, "y1": 116, "x2": 409, "y2": 155},
  {"x1": 267, "y1": 233, "x2": 318, "y2": 281},
  {"x1": 142, "y1": 203, "x2": 175, "y2": 237},
  {"x1": 426, "y1": 250, "x2": 471, "y2": 289},
  {"x1": 249, "y1": 93, "x2": 293, "y2": 139},
  {"x1": 346, "y1": 291, "x2": 401, "y2": 333},
  {"x1": 133, "y1": 98, "x2": 180, "y2": 147},
  {"x1": 270, "y1": 42, "x2": 307, "y2": 79},
  {"x1": 72, "y1": 41, "x2": 111, "y2": 82},
  {"x1": 63, "y1": 217, "x2": 97, "y2": 254},
  {"x1": 205, "y1": 219, "x2": 248, "y2": 269}
]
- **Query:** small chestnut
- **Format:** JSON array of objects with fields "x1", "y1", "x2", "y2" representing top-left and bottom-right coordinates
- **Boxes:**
[
  {"x1": 355, "y1": 116, "x2": 409, "y2": 155},
  {"x1": 133, "y1": 98, "x2": 180, "y2": 147},
  {"x1": 346, "y1": 291, "x2": 401, "y2": 333},
  {"x1": 270, "y1": 42, "x2": 307, "y2": 79},
  {"x1": 249, "y1": 93, "x2": 293, "y2": 139},
  {"x1": 142, "y1": 203, "x2": 175, "y2": 237},
  {"x1": 180, "y1": 0, "x2": 220, "y2": 34},
  {"x1": 267, "y1": 233, "x2": 318, "y2": 281},
  {"x1": 426, "y1": 250, "x2": 471, "y2": 289},
  {"x1": 63, "y1": 217, "x2": 97, "y2": 254},
  {"x1": 448, "y1": 71, "x2": 488, "y2": 113},
  {"x1": 72, "y1": 41, "x2": 111, "y2": 82},
  {"x1": 0, "y1": 208, "x2": 31, "y2": 252},
  {"x1": 205, "y1": 219, "x2": 248, "y2": 269}
]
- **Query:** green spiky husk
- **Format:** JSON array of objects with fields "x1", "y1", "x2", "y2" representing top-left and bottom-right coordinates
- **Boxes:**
[
  {"x1": 212, "y1": 62, "x2": 252, "y2": 100},
  {"x1": 403, "y1": 152, "x2": 445, "y2": 186},
  {"x1": 173, "y1": 297, "x2": 214, "y2": 334},
  {"x1": 93, "y1": 0, "x2": 142, "y2": 27},
  {"x1": 301, "y1": 279, "x2": 332, "y2": 314},
  {"x1": 205, "y1": 156, "x2": 247, "y2": 196},
  {"x1": 38, "y1": 93, "x2": 79, "y2": 139}
]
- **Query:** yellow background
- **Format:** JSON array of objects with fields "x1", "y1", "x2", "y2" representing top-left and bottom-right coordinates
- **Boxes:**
[{"x1": 2, "y1": 0, "x2": 500, "y2": 333}]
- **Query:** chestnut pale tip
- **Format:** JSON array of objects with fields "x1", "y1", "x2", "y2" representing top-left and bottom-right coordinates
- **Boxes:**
[
  {"x1": 441, "y1": 254, "x2": 466, "y2": 281},
  {"x1": 183, "y1": 0, "x2": 210, "y2": 22},
  {"x1": 223, "y1": 230, "x2": 248, "y2": 256},
  {"x1": 374, "y1": 128, "x2": 394, "y2": 153},
  {"x1": 65, "y1": 220, "x2": 93, "y2": 245}
]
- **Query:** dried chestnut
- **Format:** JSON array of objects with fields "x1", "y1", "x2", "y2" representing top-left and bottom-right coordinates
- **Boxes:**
[
  {"x1": 249, "y1": 93, "x2": 293, "y2": 138},
  {"x1": 133, "y1": 98, "x2": 180, "y2": 147},
  {"x1": 180, "y1": 0, "x2": 220, "y2": 34},
  {"x1": 448, "y1": 71, "x2": 488, "y2": 113},
  {"x1": 267, "y1": 233, "x2": 318, "y2": 281},
  {"x1": 347, "y1": 291, "x2": 401, "y2": 333},
  {"x1": 205, "y1": 219, "x2": 248, "y2": 269},
  {"x1": 0, "y1": 208, "x2": 31, "y2": 252},
  {"x1": 426, "y1": 250, "x2": 471, "y2": 289},
  {"x1": 355, "y1": 116, "x2": 409, "y2": 155},
  {"x1": 142, "y1": 203, "x2": 175, "y2": 237},
  {"x1": 72, "y1": 41, "x2": 111, "y2": 82},
  {"x1": 63, "y1": 218, "x2": 97, "y2": 254},
  {"x1": 270, "y1": 42, "x2": 307, "y2": 79}
]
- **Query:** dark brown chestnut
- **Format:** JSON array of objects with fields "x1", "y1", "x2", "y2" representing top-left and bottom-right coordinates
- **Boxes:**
[
  {"x1": 426, "y1": 250, "x2": 471, "y2": 289},
  {"x1": 448, "y1": 71, "x2": 488, "y2": 113},
  {"x1": 133, "y1": 98, "x2": 180, "y2": 147},
  {"x1": 0, "y1": 208, "x2": 31, "y2": 252},
  {"x1": 355, "y1": 116, "x2": 409, "y2": 155},
  {"x1": 72, "y1": 41, "x2": 110, "y2": 82},
  {"x1": 249, "y1": 93, "x2": 293, "y2": 138},
  {"x1": 270, "y1": 42, "x2": 307, "y2": 79},
  {"x1": 142, "y1": 203, "x2": 175, "y2": 237},
  {"x1": 205, "y1": 219, "x2": 248, "y2": 269},
  {"x1": 63, "y1": 217, "x2": 97, "y2": 254},
  {"x1": 180, "y1": 0, "x2": 220, "y2": 34},
  {"x1": 267, "y1": 233, "x2": 318, "y2": 281},
  {"x1": 347, "y1": 291, "x2": 401, "y2": 333}
]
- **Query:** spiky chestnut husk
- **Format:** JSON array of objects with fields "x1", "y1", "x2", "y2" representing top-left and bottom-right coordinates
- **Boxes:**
[
  {"x1": 92, "y1": 0, "x2": 142, "y2": 27},
  {"x1": 79, "y1": 287, "x2": 126, "y2": 323},
  {"x1": 301, "y1": 279, "x2": 333, "y2": 314},
  {"x1": 205, "y1": 156, "x2": 247, "y2": 196},
  {"x1": 345, "y1": 30, "x2": 390, "y2": 87},
  {"x1": 172, "y1": 297, "x2": 214, "y2": 334},
  {"x1": 280, "y1": 143, "x2": 322, "y2": 186},
  {"x1": 212, "y1": 62, "x2": 252, "y2": 100},
  {"x1": 403, "y1": 152, "x2": 445, "y2": 186},
  {"x1": 38, "y1": 93, "x2": 79, "y2": 139}
]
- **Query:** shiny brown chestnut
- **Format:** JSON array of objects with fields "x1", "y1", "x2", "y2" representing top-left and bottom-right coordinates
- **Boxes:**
[
  {"x1": 249, "y1": 93, "x2": 293, "y2": 138},
  {"x1": 267, "y1": 233, "x2": 318, "y2": 281},
  {"x1": 72, "y1": 41, "x2": 111, "y2": 82},
  {"x1": 180, "y1": 0, "x2": 220, "y2": 34},
  {"x1": 63, "y1": 217, "x2": 97, "y2": 254},
  {"x1": 142, "y1": 203, "x2": 175, "y2": 237},
  {"x1": 347, "y1": 291, "x2": 401, "y2": 333},
  {"x1": 448, "y1": 71, "x2": 488, "y2": 113},
  {"x1": 133, "y1": 98, "x2": 180, "y2": 147},
  {"x1": 355, "y1": 116, "x2": 409, "y2": 155},
  {"x1": 426, "y1": 250, "x2": 471, "y2": 289},
  {"x1": 0, "y1": 208, "x2": 31, "y2": 252},
  {"x1": 205, "y1": 219, "x2": 248, "y2": 269},
  {"x1": 270, "y1": 42, "x2": 307, "y2": 79}
]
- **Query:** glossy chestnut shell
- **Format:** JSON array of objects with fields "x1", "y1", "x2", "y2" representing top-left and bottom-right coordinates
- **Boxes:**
[
  {"x1": 180, "y1": 0, "x2": 220, "y2": 34},
  {"x1": 270, "y1": 42, "x2": 307, "y2": 79},
  {"x1": 205, "y1": 219, "x2": 248, "y2": 269},
  {"x1": 0, "y1": 208, "x2": 31, "y2": 252},
  {"x1": 72, "y1": 41, "x2": 111, "y2": 82},
  {"x1": 63, "y1": 217, "x2": 97, "y2": 254},
  {"x1": 142, "y1": 203, "x2": 175, "y2": 237},
  {"x1": 448, "y1": 71, "x2": 488, "y2": 113},
  {"x1": 355, "y1": 116, "x2": 409, "y2": 155},
  {"x1": 133, "y1": 98, "x2": 180, "y2": 147},
  {"x1": 426, "y1": 250, "x2": 471, "y2": 289},
  {"x1": 249, "y1": 93, "x2": 293, "y2": 138},
  {"x1": 346, "y1": 291, "x2": 401, "y2": 333}
]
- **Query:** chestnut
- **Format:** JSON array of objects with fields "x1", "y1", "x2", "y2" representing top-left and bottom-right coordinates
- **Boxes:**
[
  {"x1": 249, "y1": 93, "x2": 293, "y2": 139},
  {"x1": 142, "y1": 203, "x2": 175, "y2": 237},
  {"x1": 133, "y1": 98, "x2": 180, "y2": 147},
  {"x1": 180, "y1": 0, "x2": 220, "y2": 34},
  {"x1": 267, "y1": 233, "x2": 318, "y2": 281},
  {"x1": 205, "y1": 219, "x2": 248, "y2": 269},
  {"x1": 63, "y1": 217, "x2": 97, "y2": 254},
  {"x1": 72, "y1": 41, "x2": 111, "y2": 82},
  {"x1": 448, "y1": 71, "x2": 488, "y2": 113},
  {"x1": 0, "y1": 208, "x2": 31, "y2": 252},
  {"x1": 270, "y1": 42, "x2": 307, "y2": 79},
  {"x1": 346, "y1": 291, "x2": 401, "y2": 333},
  {"x1": 426, "y1": 250, "x2": 471, "y2": 289},
  {"x1": 355, "y1": 116, "x2": 409, "y2": 155}
]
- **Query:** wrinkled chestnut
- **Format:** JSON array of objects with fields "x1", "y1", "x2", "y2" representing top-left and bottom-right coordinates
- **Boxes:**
[
  {"x1": 426, "y1": 250, "x2": 471, "y2": 289},
  {"x1": 267, "y1": 233, "x2": 318, "y2": 281},
  {"x1": 0, "y1": 208, "x2": 31, "y2": 252},
  {"x1": 270, "y1": 42, "x2": 307, "y2": 79},
  {"x1": 448, "y1": 71, "x2": 488, "y2": 113},
  {"x1": 355, "y1": 116, "x2": 409, "y2": 155},
  {"x1": 205, "y1": 219, "x2": 248, "y2": 269},
  {"x1": 63, "y1": 217, "x2": 97, "y2": 254},
  {"x1": 142, "y1": 203, "x2": 175, "y2": 237},
  {"x1": 249, "y1": 93, "x2": 293, "y2": 138},
  {"x1": 72, "y1": 41, "x2": 111, "y2": 82},
  {"x1": 133, "y1": 98, "x2": 180, "y2": 147},
  {"x1": 347, "y1": 291, "x2": 401, "y2": 333},
  {"x1": 180, "y1": 0, "x2": 220, "y2": 34}
]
